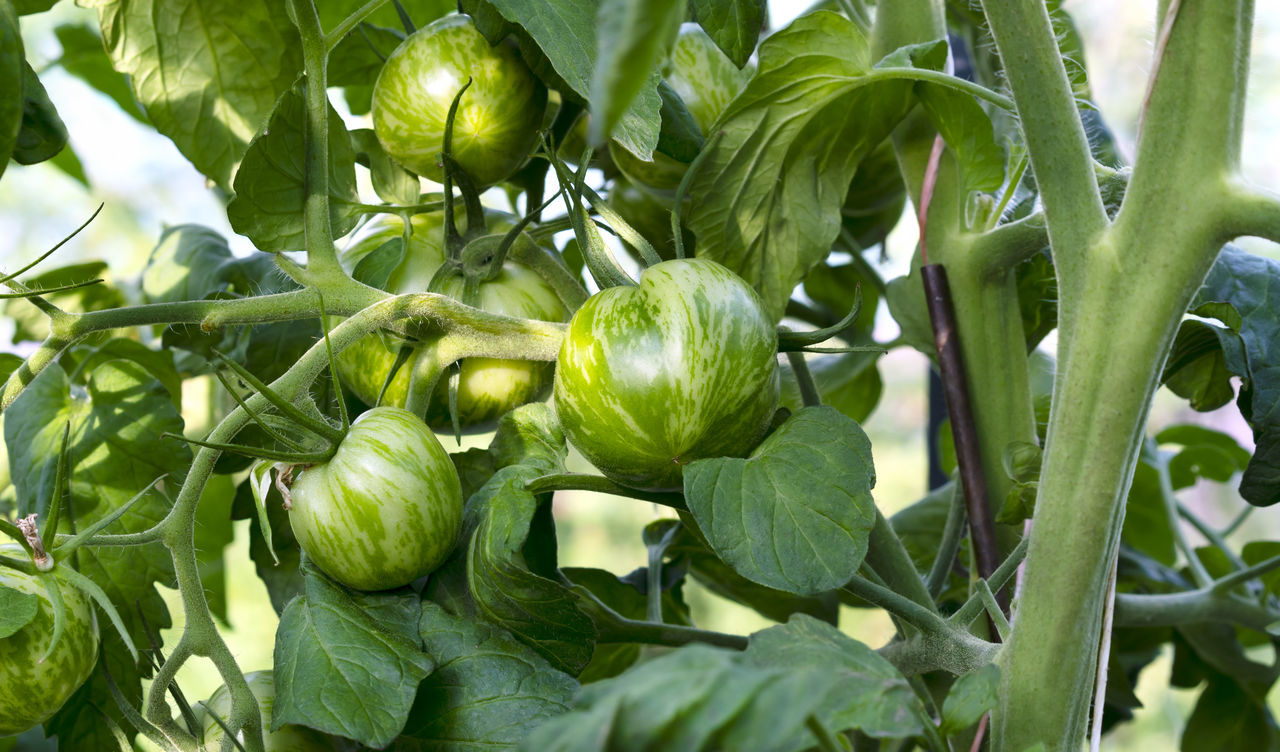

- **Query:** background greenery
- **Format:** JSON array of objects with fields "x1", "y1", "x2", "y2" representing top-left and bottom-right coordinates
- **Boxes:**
[{"x1": 3, "y1": 1, "x2": 1278, "y2": 748}]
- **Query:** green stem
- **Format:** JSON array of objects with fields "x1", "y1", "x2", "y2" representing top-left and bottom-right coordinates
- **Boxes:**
[
  {"x1": 862, "y1": 68, "x2": 1014, "y2": 113},
  {"x1": 596, "y1": 616, "x2": 749, "y2": 650},
  {"x1": 1222, "y1": 183, "x2": 1280, "y2": 243},
  {"x1": 786, "y1": 352, "x2": 822, "y2": 407},
  {"x1": 1113, "y1": 589, "x2": 1277, "y2": 632},
  {"x1": 926, "y1": 483, "x2": 966, "y2": 598},
  {"x1": 978, "y1": 0, "x2": 1109, "y2": 280},
  {"x1": 324, "y1": 0, "x2": 391, "y2": 49},
  {"x1": 1212, "y1": 554, "x2": 1280, "y2": 593},
  {"x1": 972, "y1": 213, "x2": 1048, "y2": 279},
  {"x1": 1177, "y1": 502, "x2": 1247, "y2": 570},
  {"x1": 843, "y1": 576, "x2": 950, "y2": 636},
  {"x1": 525, "y1": 473, "x2": 687, "y2": 511},
  {"x1": 290, "y1": 0, "x2": 342, "y2": 282},
  {"x1": 1157, "y1": 452, "x2": 1213, "y2": 588},
  {"x1": 865, "y1": 509, "x2": 938, "y2": 614}
]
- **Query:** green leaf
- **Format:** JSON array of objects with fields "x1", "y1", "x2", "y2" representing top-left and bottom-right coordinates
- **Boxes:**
[
  {"x1": 589, "y1": 0, "x2": 685, "y2": 146},
  {"x1": 690, "y1": 0, "x2": 765, "y2": 68},
  {"x1": 1181, "y1": 677, "x2": 1280, "y2": 751},
  {"x1": 744, "y1": 615, "x2": 926, "y2": 738},
  {"x1": 273, "y1": 573, "x2": 434, "y2": 749},
  {"x1": 92, "y1": 0, "x2": 302, "y2": 191},
  {"x1": 1241, "y1": 541, "x2": 1280, "y2": 598},
  {"x1": 997, "y1": 441, "x2": 1041, "y2": 524},
  {"x1": 141, "y1": 224, "x2": 235, "y2": 304},
  {"x1": 63, "y1": 337, "x2": 182, "y2": 406},
  {"x1": 917, "y1": 83, "x2": 1005, "y2": 195},
  {"x1": 12, "y1": 62, "x2": 68, "y2": 165},
  {"x1": 941, "y1": 663, "x2": 1000, "y2": 736},
  {"x1": 14, "y1": 0, "x2": 58, "y2": 13},
  {"x1": 349, "y1": 237, "x2": 405, "y2": 291},
  {"x1": 53, "y1": 24, "x2": 146, "y2": 123},
  {"x1": 399, "y1": 602, "x2": 578, "y2": 746},
  {"x1": 489, "y1": 403, "x2": 568, "y2": 475},
  {"x1": 231, "y1": 475, "x2": 302, "y2": 614},
  {"x1": 683, "y1": 406, "x2": 876, "y2": 595},
  {"x1": 474, "y1": 0, "x2": 662, "y2": 161},
  {"x1": 467, "y1": 469, "x2": 597, "y2": 675},
  {"x1": 0, "y1": 584, "x2": 38, "y2": 638},
  {"x1": 2, "y1": 261, "x2": 125, "y2": 343},
  {"x1": 779, "y1": 351, "x2": 882, "y2": 423},
  {"x1": 1122, "y1": 440, "x2": 1177, "y2": 567},
  {"x1": 1191, "y1": 246, "x2": 1280, "y2": 506},
  {"x1": 1016, "y1": 251, "x2": 1059, "y2": 352},
  {"x1": 686, "y1": 13, "x2": 936, "y2": 320},
  {"x1": 328, "y1": 24, "x2": 403, "y2": 87},
  {"x1": 1164, "y1": 319, "x2": 1239, "y2": 412},
  {"x1": 351, "y1": 128, "x2": 419, "y2": 206},
  {"x1": 1157, "y1": 423, "x2": 1251, "y2": 490},
  {"x1": 227, "y1": 83, "x2": 361, "y2": 252},
  {"x1": 0, "y1": 0, "x2": 22, "y2": 181}
]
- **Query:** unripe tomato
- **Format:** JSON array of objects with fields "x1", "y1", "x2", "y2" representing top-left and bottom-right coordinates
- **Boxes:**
[
  {"x1": 336, "y1": 209, "x2": 568, "y2": 429},
  {"x1": 610, "y1": 26, "x2": 751, "y2": 198},
  {"x1": 372, "y1": 14, "x2": 547, "y2": 187},
  {"x1": 288, "y1": 407, "x2": 463, "y2": 591},
  {"x1": 201, "y1": 670, "x2": 337, "y2": 752},
  {"x1": 0, "y1": 547, "x2": 99, "y2": 736},
  {"x1": 553, "y1": 259, "x2": 780, "y2": 490}
]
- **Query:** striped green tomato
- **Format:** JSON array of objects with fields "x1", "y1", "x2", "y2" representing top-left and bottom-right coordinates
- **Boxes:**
[
  {"x1": 553, "y1": 259, "x2": 780, "y2": 490},
  {"x1": 610, "y1": 26, "x2": 751, "y2": 198},
  {"x1": 0, "y1": 546, "x2": 99, "y2": 736},
  {"x1": 371, "y1": 14, "x2": 547, "y2": 187},
  {"x1": 201, "y1": 670, "x2": 336, "y2": 751},
  {"x1": 336, "y1": 210, "x2": 568, "y2": 428},
  {"x1": 288, "y1": 407, "x2": 463, "y2": 591}
]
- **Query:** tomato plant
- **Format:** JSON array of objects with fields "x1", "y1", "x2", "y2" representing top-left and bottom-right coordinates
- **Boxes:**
[
  {"x1": 287, "y1": 406, "x2": 463, "y2": 591},
  {"x1": 554, "y1": 259, "x2": 779, "y2": 490},
  {"x1": 0, "y1": 546, "x2": 98, "y2": 737},
  {"x1": 3, "y1": 0, "x2": 1280, "y2": 751},
  {"x1": 371, "y1": 14, "x2": 547, "y2": 187},
  {"x1": 336, "y1": 210, "x2": 568, "y2": 427}
]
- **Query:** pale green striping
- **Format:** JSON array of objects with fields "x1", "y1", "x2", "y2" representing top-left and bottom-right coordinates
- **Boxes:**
[
  {"x1": 371, "y1": 14, "x2": 546, "y2": 186},
  {"x1": 553, "y1": 259, "x2": 779, "y2": 490},
  {"x1": 0, "y1": 546, "x2": 99, "y2": 736},
  {"x1": 288, "y1": 408, "x2": 463, "y2": 591},
  {"x1": 333, "y1": 211, "x2": 568, "y2": 427}
]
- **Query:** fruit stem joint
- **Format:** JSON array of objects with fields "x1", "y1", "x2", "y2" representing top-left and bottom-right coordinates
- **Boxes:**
[{"x1": 16, "y1": 514, "x2": 53, "y2": 571}]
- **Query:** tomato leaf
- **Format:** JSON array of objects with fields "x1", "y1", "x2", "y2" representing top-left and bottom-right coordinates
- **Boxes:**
[
  {"x1": 563, "y1": 565, "x2": 692, "y2": 682},
  {"x1": 467, "y1": 469, "x2": 597, "y2": 675},
  {"x1": 273, "y1": 573, "x2": 434, "y2": 748},
  {"x1": 686, "y1": 12, "x2": 938, "y2": 320},
  {"x1": 1181, "y1": 676, "x2": 1280, "y2": 751},
  {"x1": 227, "y1": 83, "x2": 362, "y2": 253},
  {"x1": 941, "y1": 663, "x2": 1000, "y2": 736},
  {"x1": 53, "y1": 24, "x2": 147, "y2": 124},
  {"x1": 0, "y1": 584, "x2": 38, "y2": 639},
  {"x1": 350, "y1": 128, "x2": 419, "y2": 206},
  {"x1": 744, "y1": 616, "x2": 926, "y2": 738},
  {"x1": 471, "y1": 0, "x2": 662, "y2": 161},
  {"x1": 690, "y1": 0, "x2": 765, "y2": 68},
  {"x1": 399, "y1": 602, "x2": 578, "y2": 745},
  {"x1": 91, "y1": 0, "x2": 301, "y2": 191},
  {"x1": 0, "y1": 0, "x2": 20, "y2": 181},
  {"x1": 489, "y1": 403, "x2": 568, "y2": 475},
  {"x1": 683, "y1": 406, "x2": 877, "y2": 595},
  {"x1": 917, "y1": 82, "x2": 1006, "y2": 195},
  {"x1": 12, "y1": 62, "x2": 69, "y2": 165},
  {"x1": 1189, "y1": 245, "x2": 1280, "y2": 506},
  {"x1": 589, "y1": 0, "x2": 685, "y2": 146}
]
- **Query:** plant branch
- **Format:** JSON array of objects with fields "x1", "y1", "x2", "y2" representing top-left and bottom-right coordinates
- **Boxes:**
[
  {"x1": 324, "y1": 0, "x2": 391, "y2": 49},
  {"x1": 865, "y1": 509, "x2": 939, "y2": 614},
  {"x1": 1223, "y1": 182, "x2": 1280, "y2": 244},
  {"x1": 972, "y1": 213, "x2": 1049, "y2": 279},
  {"x1": 290, "y1": 0, "x2": 343, "y2": 282},
  {"x1": 843, "y1": 575, "x2": 950, "y2": 636},
  {"x1": 525, "y1": 473, "x2": 687, "y2": 511},
  {"x1": 978, "y1": 0, "x2": 1109, "y2": 278},
  {"x1": 926, "y1": 482, "x2": 966, "y2": 598}
]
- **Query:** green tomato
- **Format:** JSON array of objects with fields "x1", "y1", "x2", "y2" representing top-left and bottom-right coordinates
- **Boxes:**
[
  {"x1": 372, "y1": 14, "x2": 547, "y2": 187},
  {"x1": 610, "y1": 26, "x2": 751, "y2": 197},
  {"x1": 553, "y1": 259, "x2": 780, "y2": 490},
  {"x1": 288, "y1": 406, "x2": 463, "y2": 591},
  {"x1": 336, "y1": 209, "x2": 569, "y2": 428},
  {"x1": 201, "y1": 670, "x2": 336, "y2": 751},
  {"x1": 0, "y1": 547, "x2": 99, "y2": 736}
]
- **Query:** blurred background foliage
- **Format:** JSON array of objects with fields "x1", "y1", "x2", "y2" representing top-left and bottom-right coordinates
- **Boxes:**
[{"x1": 3, "y1": 1, "x2": 1280, "y2": 749}]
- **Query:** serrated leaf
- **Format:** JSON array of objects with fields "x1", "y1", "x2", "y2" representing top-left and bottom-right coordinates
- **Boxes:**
[
  {"x1": 683, "y1": 406, "x2": 876, "y2": 595},
  {"x1": 941, "y1": 663, "x2": 1000, "y2": 735},
  {"x1": 475, "y1": 0, "x2": 662, "y2": 161},
  {"x1": 690, "y1": 0, "x2": 765, "y2": 68},
  {"x1": 0, "y1": 584, "x2": 38, "y2": 638},
  {"x1": 399, "y1": 602, "x2": 578, "y2": 746},
  {"x1": 1191, "y1": 246, "x2": 1280, "y2": 506},
  {"x1": 917, "y1": 83, "x2": 1005, "y2": 194},
  {"x1": 686, "y1": 13, "x2": 939, "y2": 320},
  {"x1": 273, "y1": 574, "x2": 434, "y2": 748},
  {"x1": 589, "y1": 0, "x2": 685, "y2": 146},
  {"x1": 467, "y1": 469, "x2": 597, "y2": 675},
  {"x1": 93, "y1": 0, "x2": 302, "y2": 191},
  {"x1": 227, "y1": 83, "x2": 362, "y2": 252},
  {"x1": 53, "y1": 24, "x2": 146, "y2": 123}
]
